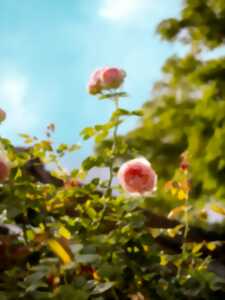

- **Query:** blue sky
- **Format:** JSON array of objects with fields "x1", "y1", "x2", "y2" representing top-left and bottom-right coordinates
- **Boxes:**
[{"x1": 0, "y1": 0, "x2": 184, "y2": 166}]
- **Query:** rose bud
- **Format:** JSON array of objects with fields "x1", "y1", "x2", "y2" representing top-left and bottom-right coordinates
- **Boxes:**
[
  {"x1": 87, "y1": 69, "x2": 102, "y2": 95},
  {"x1": 101, "y1": 67, "x2": 126, "y2": 89},
  {"x1": 0, "y1": 108, "x2": 6, "y2": 123},
  {"x1": 0, "y1": 149, "x2": 11, "y2": 182},
  {"x1": 117, "y1": 157, "x2": 157, "y2": 196}
]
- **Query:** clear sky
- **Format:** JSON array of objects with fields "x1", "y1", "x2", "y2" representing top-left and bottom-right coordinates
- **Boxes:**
[{"x1": 0, "y1": 0, "x2": 184, "y2": 166}]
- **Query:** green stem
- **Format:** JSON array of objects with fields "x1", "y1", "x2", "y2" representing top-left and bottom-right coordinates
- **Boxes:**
[
  {"x1": 111, "y1": 288, "x2": 119, "y2": 300},
  {"x1": 183, "y1": 198, "x2": 189, "y2": 242},
  {"x1": 99, "y1": 98, "x2": 120, "y2": 224},
  {"x1": 181, "y1": 197, "x2": 190, "y2": 258},
  {"x1": 22, "y1": 224, "x2": 29, "y2": 245},
  {"x1": 177, "y1": 198, "x2": 190, "y2": 278},
  {"x1": 105, "y1": 98, "x2": 119, "y2": 198}
]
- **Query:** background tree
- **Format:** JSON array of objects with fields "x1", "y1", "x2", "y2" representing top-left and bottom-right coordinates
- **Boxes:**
[{"x1": 115, "y1": 0, "x2": 225, "y2": 212}]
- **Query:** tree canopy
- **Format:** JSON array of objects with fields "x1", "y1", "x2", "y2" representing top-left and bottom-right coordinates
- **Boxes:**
[{"x1": 121, "y1": 0, "x2": 225, "y2": 210}]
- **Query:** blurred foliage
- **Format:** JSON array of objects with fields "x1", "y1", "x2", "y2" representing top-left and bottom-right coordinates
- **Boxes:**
[
  {"x1": 1, "y1": 119, "x2": 225, "y2": 299},
  {"x1": 99, "y1": 0, "x2": 225, "y2": 212}
]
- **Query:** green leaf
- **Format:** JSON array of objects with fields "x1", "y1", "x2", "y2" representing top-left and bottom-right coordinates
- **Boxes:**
[
  {"x1": 82, "y1": 156, "x2": 104, "y2": 171},
  {"x1": 70, "y1": 243, "x2": 83, "y2": 255},
  {"x1": 98, "y1": 92, "x2": 128, "y2": 100},
  {"x1": 0, "y1": 293, "x2": 8, "y2": 300},
  {"x1": 95, "y1": 131, "x2": 109, "y2": 143},
  {"x1": 86, "y1": 207, "x2": 97, "y2": 220},
  {"x1": 48, "y1": 239, "x2": 72, "y2": 264},
  {"x1": 68, "y1": 143, "x2": 81, "y2": 152},
  {"x1": 56, "y1": 143, "x2": 68, "y2": 153},
  {"x1": 58, "y1": 286, "x2": 89, "y2": 300},
  {"x1": 80, "y1": 127, "x2": 96, "y2": 140},
  {"x1": 91, "y1": 282, "x2": 115, "y2": 295},
  {"x1": 210, "y1": 204, "x2": 225, "y2": 216},
  {"x1": 130, "y1": 109, "x2": 144, "y2": 116},
  {"x1": 76, "y1": 254, "x2": 100, "y2": 264}
]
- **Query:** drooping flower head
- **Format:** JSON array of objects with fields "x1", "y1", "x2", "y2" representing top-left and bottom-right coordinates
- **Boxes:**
[
  {"x1": 0, "y1": 147, "x2": 11, "y2": 182},
  {"x1": 0, "y1": 108, "x2": 6, "y2": 123},
  {"x1": 117, "y1": 157, "x2": 157, "y2": 196},
  {"x1": 87, "y1": 67, "x2": 126, "y2": 95}
]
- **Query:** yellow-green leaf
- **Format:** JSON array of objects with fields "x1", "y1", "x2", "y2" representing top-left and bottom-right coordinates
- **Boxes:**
[
  {"x1": 160, "y1": 255, "x2": 168, "y2": 266},
  {"x1": 210, "y1": 204, "x2": 225, "y2": 216},
  {"x1": 168, "y1": 205, "x2": 190, "y2": 219},
  {"x1": 177, "y1": 190, "x2": 188, "y2": 201},
  {"x1": 192, "y1": 242, "x2": 204, "y2": 254},
  {"x1": 48, "y1": 239, "x2": 72, "y2": 264},
  {"x1": 206, "y1": 242, "x2": 216, "y2": 251},
  {"x1": 149, "y1": 228, "x2": 161, "y2": 238},
  {"x1": 15, "y1": 168, "x2": 22, "y2": 179},
  {"x1": 167, "y1": 224, "x2": 184, "y2": 238},
  {"x1": 58, "y1": 226, "x2": 71, "y2": 240}
]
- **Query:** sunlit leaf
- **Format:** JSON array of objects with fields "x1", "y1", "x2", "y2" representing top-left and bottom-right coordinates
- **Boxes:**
[
  {"x1": 177, "y1": 190, "x2": 188, "y2": 201},
  {"x1": 160, "y1": 255, "x2": 168, "y2": 266},
  {"x1": 210, "y1": 204, "x2": 225, "y2": 216},
  {"x1": 148, "y1": 228, "x2": 161, "y2": 238},
  {"x1": 167, "y1": 224, "x2": 184, "y2": 238},
  {"x1": 168, "y1": 205, "x2": 190, "y2": 219},
  {"x1": 192, "y1": 242, "x2": 204, "y2": 254},
  {"x1": 206, "y1": 242, "x2": 217, "y2": 251},
  {"x1": 91, "y1": 282, "x2": 115, "y2": 295},
  {"x1": 48, "y1": 239, "x2": 72, "y2": 264},
  {"x1": 58, "y1": 225, "x2": 71, "y2": 240}
]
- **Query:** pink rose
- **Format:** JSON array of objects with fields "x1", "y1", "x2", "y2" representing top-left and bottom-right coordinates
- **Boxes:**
[
  {"x1": 117, "y1": 157, "x2": 157, "y2": 196},
  {"x1": 101, "y1": 67, "x2": 126, "y2": 89},
  {"x1": 0, "y1": 108, "x2": 6, "y2": 123},
  {"x1": 0, "y1": 149, "x2": 10, "y2": 182},
  {"x1": 87, "y1": 67, "x2": 126, "y2": 95},
  {"x1": 87, "y1": 69, "x2": 102, "y2": 95}
]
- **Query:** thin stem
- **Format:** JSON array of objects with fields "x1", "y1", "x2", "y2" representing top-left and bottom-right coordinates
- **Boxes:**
[
  {"x1": 99, "y1": 98, "x2": 120, "y2": 225},
  {"x1": 181, "y1": 197, "x2": 190, "y2": 257},
  {"x1": 111, "y1": 288, "x2": 119, "y2": 300},
  {"x1": 105, "y1": 98, "x2": 119, "y2": 198},
  {"x1": 22, "y1": 224, "x2": 28, "y2": 245},
  {"x1": 183, "y1": 198, "x2": 189, "y2": 242},
  {"x1": 177, "y1": 197, "x2": 190, "y2": 279}
]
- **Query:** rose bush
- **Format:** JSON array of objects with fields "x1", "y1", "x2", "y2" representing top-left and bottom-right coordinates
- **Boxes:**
[{"x1": 0, "y1": 68, "x2": 224, "y2": 300}]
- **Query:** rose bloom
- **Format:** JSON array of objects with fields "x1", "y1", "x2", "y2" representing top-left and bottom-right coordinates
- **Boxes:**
[
  {"x1": 117, "y1": 157, "x2": 157, "y2": 196},
  {"x1": 87, "y1": 69, "x2": 102, "y2": 95},
  {"x1": 87, "y1": 67, "x2": 126, "y2": 94},
  {"x1": 0, "y1": 149, "x2": 11, "y2": 182},
  {"x1": 0, "y1": 108, "x2": 6, "y2": 123},
  {"x1": 101, "y1": 67, "x2": 126, "y2": 89}
]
